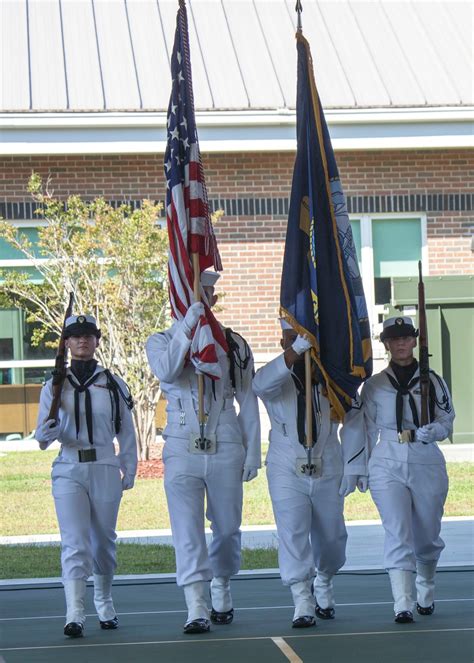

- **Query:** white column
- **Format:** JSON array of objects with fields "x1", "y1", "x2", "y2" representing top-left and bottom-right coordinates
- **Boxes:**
[{"x1": 360, "y1": 215, "x2": 375, "y2": 331}]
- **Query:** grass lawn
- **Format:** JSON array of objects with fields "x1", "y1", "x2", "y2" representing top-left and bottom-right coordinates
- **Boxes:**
[
  {"x1": 0, "y1": 449, "x2": 472, "y2": 537},
  {"x1": 0, "y1": 543, "x2": 279, "y2": 579}
]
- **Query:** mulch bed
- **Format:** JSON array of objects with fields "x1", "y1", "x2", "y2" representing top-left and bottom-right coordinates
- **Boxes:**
[
  {"x1": 137, "y1": 458, "x2": 164, "y2": 479},
  {"x1": 136, "y1": 442, "x2": 164, "y2": 479}
]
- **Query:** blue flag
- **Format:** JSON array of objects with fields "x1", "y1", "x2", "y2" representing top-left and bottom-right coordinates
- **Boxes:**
[{"x1": 280, "y1": 33, "x2": 372, "y2": 420}]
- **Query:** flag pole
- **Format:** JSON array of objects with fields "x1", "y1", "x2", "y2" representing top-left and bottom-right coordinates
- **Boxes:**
[
  {"x1": 304, "y1": 349, "x2": 314, "y2": 471},
  {"x1": 295, "y1": 0, "x2": 303, "y2": 33},
  {"x1": 295, "y1": 0, "x2": 314, "y2": 472},
  {"x1": 192, "y1": 252, "x2": 206, "y2": 441}
]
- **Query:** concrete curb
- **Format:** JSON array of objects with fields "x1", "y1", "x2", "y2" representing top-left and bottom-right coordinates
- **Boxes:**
[{"x1": 1, "y1": 440, "x2": 473, "y2": 461}]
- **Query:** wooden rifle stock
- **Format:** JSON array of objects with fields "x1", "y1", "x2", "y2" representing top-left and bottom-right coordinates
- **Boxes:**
[
  {"x1": 47, "y1": 292, "x2": 75, "y2": 422},
  {"x1": 418, "y1": 261, "x2": 430, "y2": 425}
]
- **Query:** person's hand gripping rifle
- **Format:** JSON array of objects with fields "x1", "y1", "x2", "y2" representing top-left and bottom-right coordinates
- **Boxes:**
[{"x1": 37, "y1": 293, "x2": 74, "y2": 446}]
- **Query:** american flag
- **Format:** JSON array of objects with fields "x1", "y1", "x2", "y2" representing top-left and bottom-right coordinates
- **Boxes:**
[{"x1": 164, "y1": 1, "x2": 227, "y2": 378}]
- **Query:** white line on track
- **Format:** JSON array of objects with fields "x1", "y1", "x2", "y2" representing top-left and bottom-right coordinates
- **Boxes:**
[
  {"x1": 1, "y1": 598, "x2": 473, "y2": 621},
  {"x1": 272, "y1": 636, "x2": 303, "y2": 662},
  {"x1": 0, "y1": 628, "x2": 473, "y2": 652}
]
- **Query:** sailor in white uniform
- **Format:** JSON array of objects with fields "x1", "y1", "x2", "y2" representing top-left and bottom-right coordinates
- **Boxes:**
[
  {"x1": 146, "y1": 271, "x2": 261, "y2": 634},
  {"x1": 252, "y1": 321, "x2": 367, "y2": 628},
  {"x1": 362, "y1": 316, "x2": 455, "y2": 623},
  {"x1": 35, "y1": 314, "x2": 137, "y2": 638}
]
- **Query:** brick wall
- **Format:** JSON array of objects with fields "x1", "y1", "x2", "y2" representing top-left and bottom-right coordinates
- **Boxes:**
[
  {"x1": 0, "y1": 149, "x2": 472, "y2": 350},
  {"x1": 1, "y1": 149, "x2": 472, "y2": 199}
]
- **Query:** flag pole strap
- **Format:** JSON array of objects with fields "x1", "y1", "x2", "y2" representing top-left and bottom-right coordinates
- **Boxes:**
[
  {"x1": 192, "y1": 252, "x2": 206, "y2": 434},
  {"x1": 304, "y1": 349, "x2": 313, "y2": 469}
]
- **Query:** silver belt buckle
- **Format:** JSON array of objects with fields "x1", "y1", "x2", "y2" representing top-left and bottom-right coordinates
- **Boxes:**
[
  {"x1": 398, "y1": 430, "x2": 415, "y2": 444},
  {"x1": 295, "y1": 457, "x2": 322, "y2": 478},
  {"x1": 189, "y1": 433, "x2": 217, "y2": 454}
]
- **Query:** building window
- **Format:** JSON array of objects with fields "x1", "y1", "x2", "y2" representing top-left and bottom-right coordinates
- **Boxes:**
[
  {"x1": 0, "y1": 221, "x2": 54, "y2": 387},
  {"x1": 0, "y1": 226, "x2": 42, "y2": 260},
  {"x1": 349, "y1": 214, "x2": 427, "y2": 341},
  {"x1": 372, "y1": 217, "x2": 422, "y2": 305}
]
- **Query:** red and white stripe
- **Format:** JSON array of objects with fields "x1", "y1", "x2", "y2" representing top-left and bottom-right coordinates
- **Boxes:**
[{"x1": 167, "y1": 144, "x2": 227, "y2": 379}]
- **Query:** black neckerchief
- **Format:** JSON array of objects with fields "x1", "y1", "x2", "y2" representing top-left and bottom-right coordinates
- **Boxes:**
[
  {"x1": 71, "y1": 359, "x2": 98, "y2": 384},
  {"x1": 390, "y1": 359, "x2": 418, "y2": 388},
  {"x1": 386, "y1": 360, "x2": 420, "y2": 433},
  {"x1": 67, "y1": 367, "x2": 101, "y2": 445}
]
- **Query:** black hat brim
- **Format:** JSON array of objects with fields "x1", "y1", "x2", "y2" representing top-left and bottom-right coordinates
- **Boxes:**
[
  {"x1": 64, "y1": 323, "x2": 101, "y2": 339},
  {"x1": 381, "y1": 324, "x2": 418, "y2": 342}
]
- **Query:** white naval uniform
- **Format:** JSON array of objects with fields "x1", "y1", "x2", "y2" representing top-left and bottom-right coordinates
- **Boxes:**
[
  {"x1": 146, "y1": 321, "x2": 261, "y2": 587},
  {"x1": 36, "y1": 365, "x2": 137, "y2": 581},
  {"x1": 253, "y1": 354, "x2": 367, "y2": 588},
  {"x1": 362, "y1": 366, "x2": 455, "y2": 572}
]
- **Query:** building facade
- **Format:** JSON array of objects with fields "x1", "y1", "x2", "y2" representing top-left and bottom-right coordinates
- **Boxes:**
[{"x1": 0, "y1": 0, "x2": 472, "y2": 438}]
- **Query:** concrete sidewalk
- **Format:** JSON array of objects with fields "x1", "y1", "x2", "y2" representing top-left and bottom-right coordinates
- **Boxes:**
[
  {"x1": 1, "y1": 438, "x2": 473, "y2": 461},
  {"x1": 2, "y1": 517, "x2": 473, "y2": 570}
]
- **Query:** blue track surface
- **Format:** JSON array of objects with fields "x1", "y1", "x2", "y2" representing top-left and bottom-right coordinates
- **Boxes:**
[{"x1": 1, "y1": 569, "x2": 473, "y2": 662}]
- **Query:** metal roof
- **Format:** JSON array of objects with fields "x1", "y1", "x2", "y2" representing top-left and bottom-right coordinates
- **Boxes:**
[{"x1": 1, "y1": 0, "x2": 472, "y2": 113}]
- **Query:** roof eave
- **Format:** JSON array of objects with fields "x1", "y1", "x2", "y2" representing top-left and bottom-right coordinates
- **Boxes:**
[{"x1": 0, "y1": 106, "x2": 472, "y2": 155}]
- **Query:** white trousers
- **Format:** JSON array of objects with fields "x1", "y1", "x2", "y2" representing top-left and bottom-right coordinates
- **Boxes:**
[
  {"x1": 368, "y1": 457, "x2": 448, "y2": 571},
  {"x1": 266, "y1": 462, "x2": 347, "y2": 586},
  {"x1": 163, "y1": 437, "x2": 245, "y2": 587},
  {"x1": 52, "y1": 462, "x2": 122, "y2": 580}
]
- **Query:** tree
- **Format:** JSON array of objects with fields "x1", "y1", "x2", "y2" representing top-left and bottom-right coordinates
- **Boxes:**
[{"x1": 0, "y1": 173, "x2": 169, "y2": 460}]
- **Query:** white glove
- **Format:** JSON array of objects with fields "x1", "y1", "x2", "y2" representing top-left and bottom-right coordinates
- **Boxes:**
[
  {"x1": 415, "y1": 422, "x2": 445, "y2": 444},
  {"x1": 122, "y1": 474, "x2": 135, "y2": 490},
  {"x1": 242, "y1": 465, "x2": 259, "y2": 482},
  {"x1": 339, "y1": 475, "x2": 358, "y2": 497},
  {"x1": 357, "y1": 476, "x2": 368, "y2": 492},
  {"x1": 291, "y1": 334, "x2": 312, "y2": 356},
  {"x1": 182, "y1": 302, "x2": 205, "y2": 337},
  {"x1": 36, "y1": 419, "x2": 61, "y2": 445}
]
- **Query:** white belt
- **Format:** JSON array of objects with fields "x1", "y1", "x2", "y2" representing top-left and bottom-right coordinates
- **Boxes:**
[
  {"x1": 59, "y1": 445, "x2": 116, "y2": 462},
  {"x1": 378, "y1": 429, "x2": 419, "y2": 444},
  {"x1": 166, "y1": 407, "x2": 237, "y2": 426},
  {"x1": 166, "y1": 397, "x2": 234, "y2": 408}
]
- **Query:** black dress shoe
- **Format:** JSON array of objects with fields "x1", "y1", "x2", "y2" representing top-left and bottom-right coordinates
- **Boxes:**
[
  {"x1": 417, "y1": 602, "x2": 435, "y2": 616},
  {"x1": 183, "y1": 618, "x2": 211, "y2": 634},
  {"x1": 64, "y1": 622, "x2": 84, "y2": 638},
  {"x1": 100, "y1": 616, "x2": 119, "y2": 629},
  {"x1": 395, "y1": 611, "x2": 414, "y2": 623},
  {"x1": 210, "y1": 608, "x2": 234, "y2": 625},
  {"x1": 292, "y1": 615, "x2": 316, "y2": 628},
  {"x1": 315, "y1": 603, "x2": 335, "y2": 620}
]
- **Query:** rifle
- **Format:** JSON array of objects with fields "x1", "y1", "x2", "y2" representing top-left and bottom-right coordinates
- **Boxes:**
[
  {"x1": 418, "y1": 261, "x2": 430, "y2": 426},
  {"x1": 46, "y1": 292, "x2": 75, "y2": 422}
]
